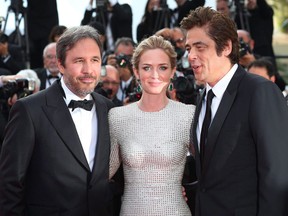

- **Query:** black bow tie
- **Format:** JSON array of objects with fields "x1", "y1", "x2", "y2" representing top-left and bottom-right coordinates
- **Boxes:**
[
  {"x1": 68, "y1": 99, "x2": 94, "y2": 111},
  {"x1": 47, "y1": 74, "x2": 59, "y2": 79}
]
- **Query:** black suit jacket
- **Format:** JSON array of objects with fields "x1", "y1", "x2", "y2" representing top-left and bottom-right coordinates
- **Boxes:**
[
  {"x1": 192, "y1": 66, "x2": 288, "y2": 216},
  {"x1": 0, "y1": 81, "x2": 115, "y2": 216}
]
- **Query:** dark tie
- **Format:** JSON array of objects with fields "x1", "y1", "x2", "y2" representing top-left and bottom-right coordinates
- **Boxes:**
[
  {"x1": 68, "y1": 99, "x2": 94, "y2": 111},
  {"x1": 47, "y1": 74, "x2": 59, "y2": 79},
  {"x1": 200, "y1": 89, "x2": 215, "y2": 166}
]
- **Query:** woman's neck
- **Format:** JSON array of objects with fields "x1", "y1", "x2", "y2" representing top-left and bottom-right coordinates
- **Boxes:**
[{"x1": 137, "y1": 94, "x2": 169, "y2": 112}]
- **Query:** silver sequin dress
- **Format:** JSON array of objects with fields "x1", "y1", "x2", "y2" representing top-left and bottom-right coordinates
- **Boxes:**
[{"x1": 109, "y1": 100, "x2": 195, "y2": 216}]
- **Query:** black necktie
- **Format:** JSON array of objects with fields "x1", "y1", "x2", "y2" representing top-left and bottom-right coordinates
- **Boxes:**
[
  {"x1": 68, "y1": 99, "x2": 94, "y2": 111},
  {"x1": 200, "y1": 89, "x2": 215, "y2": 166}
]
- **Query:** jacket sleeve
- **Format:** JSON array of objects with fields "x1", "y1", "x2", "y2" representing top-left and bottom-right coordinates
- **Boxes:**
[
  {"x1": 108, "y1": 109, "x2": 121, "y2": 179},
  {"x1": 0, "y1": 100, "x2": 35, "y2": 215},
  {"x1": 250, "y1": 81, "x2": 288, "y2": 215}
]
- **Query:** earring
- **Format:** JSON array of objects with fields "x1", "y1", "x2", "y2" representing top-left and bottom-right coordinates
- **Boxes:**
[
  {"x1": 168, "y1": 78, "x2": 173, "y2": 91},
  {"x1": 136, "y1": 79, "x2": 142, "y2": 93}
]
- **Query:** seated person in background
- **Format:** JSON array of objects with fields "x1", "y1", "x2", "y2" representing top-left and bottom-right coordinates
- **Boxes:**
[
  {"x1": 247, "y1": 57, "x2": 288, "y2": 105},
  {"x1": 34, "y1": 42, "x2": 61, "y2": 90},
  {"x1": 96, "y1": 65, "x2": 123, "y2": 106},
  {"x1": 0, "y1": 32, "x2": 26, "y2": 75},
  {"x1": 48, "y1": 25, "x2": 67, "y2": 43}
]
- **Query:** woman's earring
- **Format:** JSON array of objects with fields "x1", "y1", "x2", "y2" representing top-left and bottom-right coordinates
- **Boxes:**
[
  {"x1": 168, "y1": 78, "x2": 173, "y2": 91},
  {"x1": 136, "y1": 79, "x2": 142, "y2": 93}
]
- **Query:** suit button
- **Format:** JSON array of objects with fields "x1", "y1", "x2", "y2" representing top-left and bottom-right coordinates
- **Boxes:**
[{"x1": 201, "y1": 188, "x2": 206, "y2": 193}]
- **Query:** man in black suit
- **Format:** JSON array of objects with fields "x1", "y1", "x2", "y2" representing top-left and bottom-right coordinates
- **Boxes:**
[
  {"x1": 181, "y1": 7, "x2": 288, "y2": 216},
  {"x1": 34, "y1": 42, "x2": 61, "y2": 90},
  {"x1": 0, "y1": 26, "x2": 115, "y2": 216}
]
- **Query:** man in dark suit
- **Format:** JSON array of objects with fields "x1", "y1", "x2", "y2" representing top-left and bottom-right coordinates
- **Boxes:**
[
  {"x1": 34, "y1": 42, "x2": 61, "y2": 90},
  {"x1": 181, "y1": 7, "x2": 288, "y2": 216},
  {"x1": 0, "y1": 26, "x2": 115, "y2": 215}
]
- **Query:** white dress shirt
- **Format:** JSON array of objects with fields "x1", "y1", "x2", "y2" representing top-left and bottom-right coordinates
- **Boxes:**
[
  {"x1": 116, "y1": 76, "x2": 133, "y2": 101},
  {"x1": 61, "y1": 78, "x2": 98, "y2": 170},
  {"x1": 46, "y1": 70, "x2": 61, "y2": 89},
  {"x1": 197, "y1": 64, "x2": 238, "y2": 150}
]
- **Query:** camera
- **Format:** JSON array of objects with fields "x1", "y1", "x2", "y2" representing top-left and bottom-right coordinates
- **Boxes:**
[
  {"x1": 2, "y1": 78, "x2": 35, "y2": 100},
  {"x1": 115, "y1": 54, "x2": 131, "y2": 68},
  {"x1": 239, "y1": 38, "x2": 252, "y2": 57}
]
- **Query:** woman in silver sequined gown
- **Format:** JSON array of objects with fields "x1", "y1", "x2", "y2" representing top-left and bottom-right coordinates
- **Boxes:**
[{"x1": 109, "y1": 35, "x2": 195, "y2": 216}]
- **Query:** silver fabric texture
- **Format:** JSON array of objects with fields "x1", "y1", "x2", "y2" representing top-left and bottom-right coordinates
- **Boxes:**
[{"x1": 109, "y1": 100, "x2": 195, "y2": 216}]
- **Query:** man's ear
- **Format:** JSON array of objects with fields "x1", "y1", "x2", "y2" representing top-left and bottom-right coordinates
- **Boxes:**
[{"x1": 223, "y1": 40, "x2": 232, "y2": 57}]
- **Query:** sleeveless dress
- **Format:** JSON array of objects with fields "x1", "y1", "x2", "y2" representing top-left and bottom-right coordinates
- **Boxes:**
[{"x1": 109, "y1": 100, "x2": 195, "y2": 216}]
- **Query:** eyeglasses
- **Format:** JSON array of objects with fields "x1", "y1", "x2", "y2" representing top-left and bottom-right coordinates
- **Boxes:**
[
  {"x1": 45, "y1": 55, "x2": 57, "y2": 60},
  {"x1": 102, "y1": 81, "x2": 120, "y2": 86}
]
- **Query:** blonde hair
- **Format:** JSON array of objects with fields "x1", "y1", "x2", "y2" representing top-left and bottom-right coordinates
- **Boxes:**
[{"x1": 131, "y1": 35, "x2": 177, "y2": 70}]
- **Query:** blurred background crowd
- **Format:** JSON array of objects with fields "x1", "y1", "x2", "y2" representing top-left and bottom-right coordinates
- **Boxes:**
[{"x1": 0, "y1": 0, "x2": 288, "y2": 214}]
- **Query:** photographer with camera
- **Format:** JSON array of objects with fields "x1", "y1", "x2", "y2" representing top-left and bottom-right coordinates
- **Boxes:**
[
  {"x1": 104, "y1": 37, "x2": 138, "y2": 103},
  {"x1": 0, "y1": 69, "x2": 39, "y2": 144},
  {"x1": 234, "y1": 0, "x2": 276, "y2": 65},
  {"x1": 237, "y1": 29, "x2": 287, "y2": 91},
  {"x1": 237, "y1": 29, "x2": 256, "y2": 69},
  {"x1": 95, "y1": 65, "x2": 123, "y2": 106},
  {"x1": 81, "y1": 0, "x2": 133, "y2": 52}
]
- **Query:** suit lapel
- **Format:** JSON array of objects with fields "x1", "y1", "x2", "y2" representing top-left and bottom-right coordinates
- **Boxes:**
[
  {"x1": 90, "y1": 93, "x2": 110, "y2": 182},
  {"x1": 192, "y1": 89, "x2": 205, "y2": 175},
  {"x1": 202, "y1": 67, "x2": 246, "y2": 175},
  {"x1": 42, "y1": 82, "x2": 90, "y2": 171}
]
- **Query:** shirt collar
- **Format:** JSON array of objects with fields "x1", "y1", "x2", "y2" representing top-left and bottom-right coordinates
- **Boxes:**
[
  {"x1": 60, "y1": 78, "x2": 92, "y2": 105},
  {"x1": 206, "y1": 64, "x2": 238, "y2": 100}
]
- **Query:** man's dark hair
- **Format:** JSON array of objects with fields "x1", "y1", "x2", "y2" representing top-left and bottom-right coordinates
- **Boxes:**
[
  {"x1": 247, "y1": 57, "x2": 276, "y2": 78},
  {"x1": 180, "y1": 6, "x2": 239, "y2": 64}
]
